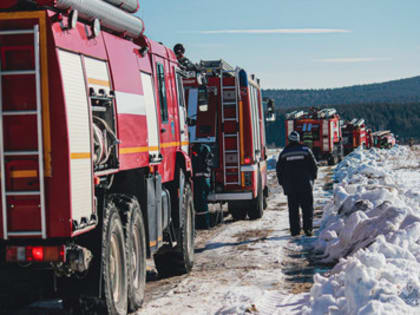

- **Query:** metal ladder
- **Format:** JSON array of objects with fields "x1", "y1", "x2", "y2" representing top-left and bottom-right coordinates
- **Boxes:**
[
  {"x1": 0, "y1": 25, "x2": 47, "y2": 240},
  {"x1": 220, "y1": 68, "x2": 241, "y2": 185}
]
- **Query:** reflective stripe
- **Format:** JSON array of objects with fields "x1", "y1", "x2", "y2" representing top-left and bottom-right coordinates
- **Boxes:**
[
  {"x1": 71, "y1": 152, "x2": 91, "y2": 159},
  {"x1": 11, "y1": 170, "x2": 37, "y2": 178},
  {"x1": 281, "y1": 151, "x2": 308, "y2": 159},
  {"x1": 87, "y1": 78, "x2": 110, "y2": 87},
  {"x1": 286, "y1": 156, "x2": 304, "y2": 161},
  {"x1": 194, "y1": 172, "x2": 210, "y2": 177}
]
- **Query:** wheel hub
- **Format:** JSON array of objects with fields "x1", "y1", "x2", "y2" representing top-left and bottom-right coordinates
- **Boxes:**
[{"x1": 110, "y1": 233, "x2": 121, "y2": 302}]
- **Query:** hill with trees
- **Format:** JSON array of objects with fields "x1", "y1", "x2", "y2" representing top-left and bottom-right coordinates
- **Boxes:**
[{"x1": 262, "y1": 76, "x2": 420, "y2": 108}]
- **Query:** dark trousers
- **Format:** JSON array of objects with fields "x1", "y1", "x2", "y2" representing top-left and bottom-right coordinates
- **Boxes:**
[{"x1": 287, "y1": 191, "x2": 314, "y2": 235}]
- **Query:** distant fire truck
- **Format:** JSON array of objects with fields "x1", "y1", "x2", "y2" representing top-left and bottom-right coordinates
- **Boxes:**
[
  {"x1": 373, "y1": 130, "x2": 396, "y2": 149},
  {"x1": 342, "y1": 118, "x2": 368, "y2": 155},
  {"x1": 0, "y1": 1, "x2": 194, "y2": 314},
  {"x1": 285, "y1": 108, "x2": 343, "y2": 165},
  {"x1": 182, "y1": 59, "x2": 268, "y2": 221}
]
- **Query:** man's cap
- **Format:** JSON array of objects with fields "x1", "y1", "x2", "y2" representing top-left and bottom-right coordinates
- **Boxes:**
[{"x1": 288, "y1": 131, "x2": 300, "y2": 142}]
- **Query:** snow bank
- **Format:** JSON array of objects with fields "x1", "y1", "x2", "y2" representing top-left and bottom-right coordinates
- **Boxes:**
[{"x1": 304, "y1": 146, "x2": 420, "y2": 314}]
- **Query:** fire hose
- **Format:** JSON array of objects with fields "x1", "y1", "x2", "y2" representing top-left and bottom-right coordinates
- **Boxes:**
[{"x1": 93, "y1": 116, "x2": 119, "y2": 166}]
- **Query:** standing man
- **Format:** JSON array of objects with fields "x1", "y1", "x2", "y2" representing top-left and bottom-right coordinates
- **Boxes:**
[
  {"x1": 191, "y1": 143, "x2": 213, "y2": 229},
  {"x1": 276, "y1": 131, "x2": 318, "y2": 236}
]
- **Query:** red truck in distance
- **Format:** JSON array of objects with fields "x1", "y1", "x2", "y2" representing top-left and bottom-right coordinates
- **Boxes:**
[
  {"x1": 372, "y1": 130, "x2": 397, "y2": 149},
  {"x1": 0, "y1": 1, "x2": 194, "y2": 313},
  {"x1": 342, "y1": 118, "x2": 369, "y2": 155},
  {"x1": 285, "y1": 107, "x2": 343, "y2": 165}
]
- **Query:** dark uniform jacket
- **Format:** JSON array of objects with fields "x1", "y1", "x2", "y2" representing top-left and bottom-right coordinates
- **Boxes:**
[
  {"x1": 192, "y1": 144, "x2": 213, "y2": 177},
  {"x1": 276, "y1": 142, "x2": 318, "y2": 195}
]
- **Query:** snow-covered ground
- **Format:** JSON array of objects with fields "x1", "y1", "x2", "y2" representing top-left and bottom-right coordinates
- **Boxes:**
[
  {"x1": 140, "y1": 149, "x2": 335, "y2": 314},
  {"x1": 140, "y1": 145, "x2": 420, "y2": 315}
]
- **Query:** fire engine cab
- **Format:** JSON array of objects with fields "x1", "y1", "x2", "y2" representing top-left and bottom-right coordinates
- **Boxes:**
[
  {"x1": 342, "y1": 118, "x2": 368, "y2": 155},
  {"x1": 182, "y1": 59, "x2": 268, "y2": 221},
  {"x1": 0, "y1": 0, "x2": 194, "y2": 313},
  {"x1": 285, "y1": 107, "x2": 343, "y2": 165}
]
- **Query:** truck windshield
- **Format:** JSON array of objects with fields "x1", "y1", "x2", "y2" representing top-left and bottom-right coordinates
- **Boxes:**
[{"x1": 187, "y1": 87, "x2": 215, "y2": 143}]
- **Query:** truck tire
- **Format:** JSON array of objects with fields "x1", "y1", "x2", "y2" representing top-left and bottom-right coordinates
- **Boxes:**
[
  {"x1": 228, "y1": 202, "x2": 247, "y2": 220},
  {"x1": 327, "y1": 153, "x2": 337, "y2": 165},
  {"x1": 102, "y1": 201, "x2": 128, "y2": 315},
  {"x1": 154, "y1": 182, "x2": 195, "y2": 277},
  {"x1": 248, "y1": 173, "x2": 264, "y2": 220},
  {"x1": 263, "y1": 194, "x2": 268, "y2": 210},
  {"x1": 122, "y1": 198, "x2": 146, "y2": 312},
  {"x1": 263, "y1": 186, "x2": 269, "y2": 210},
  {"x1": 338, "y1": 144, "x2": 344, "y2": 162}
]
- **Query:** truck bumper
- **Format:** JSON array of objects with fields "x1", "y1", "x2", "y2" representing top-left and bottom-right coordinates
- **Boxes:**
[{"x1": 208, "y1": 192, "x2": 253, "y2": 201}]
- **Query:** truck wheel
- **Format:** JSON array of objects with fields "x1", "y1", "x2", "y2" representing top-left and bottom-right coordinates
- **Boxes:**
[
  {"x1": 338, "y1": 144, "x2": 344, "y2": 162},
  {"x1": 248, "y1": 174, "x2": 264, "y2": 220},
  {"x1": 154, "y1": 182, "x2": 195, "y2": 277},
  {"x1": 327, "y1": 154, "x2": 336, "y2": 165},
  {"x1": 102, "y1": 201, "x2": 128, "y2": 315},
  {"x1": 123, "y1": 198, "x2": 146, "y2": 312},
  {"x1": 228, "y1": 202, "x2": 247, "y2": 220},
  {"x1": 263, "y1": 194, "x2": 268, "y2": 210}
]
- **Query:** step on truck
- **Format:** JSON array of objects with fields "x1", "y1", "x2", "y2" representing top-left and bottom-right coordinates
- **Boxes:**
[
  {"x1": 182, "y1": 58, "x2": 268, "y2": 221},
  {"x1": 285, "y1": 107, "x2": 343, "y2": 165},
  {"x1": 0, "y1": 1, "x2": 194, "y2": 314}
]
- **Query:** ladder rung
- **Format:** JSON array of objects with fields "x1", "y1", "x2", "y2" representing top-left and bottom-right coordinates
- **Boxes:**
[
  {"x1": 8, "y1": 231, "x2": 42, "y2": 236},
  {"x1": 1, "y1": 70, "x2": 36, "y2": 76},
  {"x1": 225, "y1": 166, "x2": 238, "y2": 169},
  {"x1": 3, "y1": 110, "x2": 37, "y2": 116},
  {"x1": 224, "y1": 118, "x2": 237, "y2": 122},
  {"x1": 226, "y1": 181, "x2": 240, "y2": 185},
  {"x1": 223, "y1": 86, "x2": 235, "y2": 89},
  {"x1": 6, "y1": 191, "x2": 40, "y2": 196},
  {"x1": 4, "y1": 151, "x2": 39, "y2": 156},
  {"x1": 223, "y1": 102, "x2": 237, "y2": 106},
  {"x1": 0, "y1": 29, "x2": 34, "y2": 35},
  {"x1": 225, "y1": 150, "x2": 238, "y2": 153},
  {"x1": 224, "y1": 134, "x2": 238, "y2": 138}
]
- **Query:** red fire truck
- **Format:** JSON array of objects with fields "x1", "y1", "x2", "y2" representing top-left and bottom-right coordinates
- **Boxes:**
[
  {"x1": 0, "y1": 1, "x2": 194, "y2": 314},
  {"x1": 285, "y1": 108, "x2": 343, "y2": 165},
  {"x1": 183, "y1": 59, "x2": 268, "y2": 221},
  {"x1": 373, "y1": 130, "x2": 396, "y2": 149},
  {"x1": 342, "y1": 118, "x2": 368, "y2": 155}
]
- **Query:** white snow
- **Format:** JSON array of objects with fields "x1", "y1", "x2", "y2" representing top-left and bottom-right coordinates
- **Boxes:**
[{"x1": 302, "y1": 145, "x2": 420, "y2": 314}]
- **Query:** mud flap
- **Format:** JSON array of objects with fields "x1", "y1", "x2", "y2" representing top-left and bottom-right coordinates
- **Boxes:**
[
  {"x1": 146, "y1": 174, "x2": 163, "y2": 253},
  {"x1": 177, "y1": 169, "x2": 185, "y2": 229}
]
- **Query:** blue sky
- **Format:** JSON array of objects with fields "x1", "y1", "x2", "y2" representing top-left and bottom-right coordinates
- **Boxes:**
[{"x1": 137, "y1": 0, "x2": 420, "y2": 89}]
